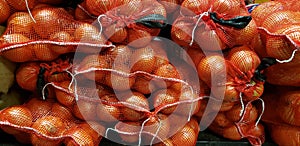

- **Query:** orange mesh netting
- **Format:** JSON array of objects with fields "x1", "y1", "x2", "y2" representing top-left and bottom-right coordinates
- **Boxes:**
[
  {"x1": 0, "y1": 4, "x2": 113, "y2": 62},
  {"x1": 189, "y1": 44, "x2": 269, "y2": 145},
  {"x1": 0, "y1": 97, "x2": 105, "y2": 145},
  {"x1": 251, "y1": 0, "x2": 300, "y2": 63},
  {"x1": 80, "y1": 0, "x2": 167, "y2": 48},
  {"x1": 7, "y1": 38, "x2": 203, "y2": 145},
  {"x1": 196, "y1": 45, "x2": 264, "y2": 103},
  {"x1": 250, "y1": 0, "x2": 300, "y2": 86},
  {"x1": 207, "y1": 101, "x2": 265, "y2": 145},
  {"x1": 261, "y1": 85, "x2": 300, "y2": 146},
  {"x1": 171, "y1": 0, "x2": 258, "y2": 50}
]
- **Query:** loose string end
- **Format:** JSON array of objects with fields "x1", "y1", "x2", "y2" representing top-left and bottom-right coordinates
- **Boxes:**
[
  {"x1": 276, "y1": 49, "x2": 298, "y2": 63},
  {"x1": 25, "y1": 0, "x2": 36, "y2": 23}
]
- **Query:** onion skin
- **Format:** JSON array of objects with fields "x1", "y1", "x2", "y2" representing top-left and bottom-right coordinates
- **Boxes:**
[
  {"x1": 73, "y1": 100, "x2": 97, "y2": 121},
  {"x1": 170, "y1": 123, "x2": 197, "y2": 146},
  {"x1": 130, "y1": 45, "x2": 156, "y2": 73},
  {"x1": 116, "y1": 121, "x2": 141, "y2": 144},
  {"x1": 16, "y1": 62, "x2": 39, "y2": 91},
  {"x1": 278, "y1": 91, "x2": 300, "y2": 126},
  {"x1": 1, "y1": 34, "x2": 33, "y2": 62},
  {"x1": 63, "y1": 125, "x2": 94, "y2": 146},
  {"x1": 31, "y1": 116, "x2": 65, "y2": 146},
  {"x1": 121, "y1": 91, "x2": 149, "y2": 121},
  {"x1": 269, "y1": 124, "x2": 300, "y2": 146},
  {"x1": 96, "y1": 94, "x2": 122, "y2": 122},
  {"x1": 7, "y1": 12, "x2": 34, "y2": 35},
  {"x1": 7, "y1": 0, "x2": 36, "y2": 11},
  {"x1": 0, "y1": 106, "x2": 33, "y2": 134},
  {"x1": 55, "y1": 81, "x2": 76, "y2": 108},
  {"x1": 25, "y1": 98, "x2": 53, "y2": 120},
  {"x1": 33, "y1": 8, "x2": 61, "y2": 39},
  {"x1": 251, "y1": 1, "x2": 285, "y2": 26},
  {"x1": 0, "y1": 0, "x2": 11, "y2": 24}
]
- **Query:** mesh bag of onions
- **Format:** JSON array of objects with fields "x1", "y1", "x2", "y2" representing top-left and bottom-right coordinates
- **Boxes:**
[
  {"x1": 261, "y1": 85, "x2": 300, "y2": 146},
  {"x1": 6, "y1": 38, "x2": 203, "y2": 145},
  {"x1": 188, "y1": 45, "x2": 269, "y2": 145},
  {"x1": 81, "y1": 0, "x2": 167, "y2": 48},
  {"x1": 0, "y1": 97, "x2": 105, "y2": 145},
  {"x1": 0, "y1": 3, "x2": 114, "y2": 62},
  {"x1": 171, "y1": 0, "x2": 258, "y2": 51},
  {"x1": 250, "y1": 0, "x2": 300, "y2": 86}
]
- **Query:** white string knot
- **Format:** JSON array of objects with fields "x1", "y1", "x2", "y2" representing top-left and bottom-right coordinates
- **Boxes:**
[{"x1": 190, "y1": 11, "x2": 210, "y2": 46}]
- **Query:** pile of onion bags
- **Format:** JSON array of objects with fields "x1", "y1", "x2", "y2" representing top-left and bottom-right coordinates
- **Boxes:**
[
  {"x1": 261, "y1": 85, "x2": 300, "y2": 146},
  {"x1": 171, "y1": 0, "x2": 258, "y2": 50}
]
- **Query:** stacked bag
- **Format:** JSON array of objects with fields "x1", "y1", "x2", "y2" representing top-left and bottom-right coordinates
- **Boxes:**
[
  {"x1": 0, "y1": 0, "x2": 202, "y2": 145},
  {"x1": 250, "y1": 0, "x2": 300, "y2": 145},
  {"x1": 0, "y1": 0, "x2": 299, "y2": 145}
]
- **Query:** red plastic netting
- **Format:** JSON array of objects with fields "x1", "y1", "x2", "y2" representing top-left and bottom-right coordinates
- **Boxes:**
[
  {"x1": 80, "y1": 0, "x2": 167, "y2": 48},
  {"x1": 251, "y1": 0, "x2": 300, "y2": 62},
  {"x1": 261, "y1": 85, "x2": 300, "y2": 146},
  {"x1": 250, "y1": 0, "x2": 300, "y2": 87},
  {"x1": 8, "y1": 38, "x2": 203, "y2": 145},
  {"x1": 0, "y1": 4, "x2": 113, "y2": 62},
  {"x1": 188, "y1": 45, "x2": 266, "y2": 145},
  {"x1": 0, "y1": 97, "x2": 105, "y2": 145},
  {"x1": 171, "y1": 0, "x2": 258, "y2": 50}
]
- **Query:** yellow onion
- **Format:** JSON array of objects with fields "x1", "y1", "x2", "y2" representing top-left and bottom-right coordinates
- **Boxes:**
[
  {"x1": 115, "y1": 121, "x2": 141, "y2": 144},
  {"x1": 268, "y1": 124, "x2": 300, "y2": 146},
  {"x1": 130, "y1": 46, "x2": 156, "y2": 73},
  {"x1": 79, "y1": 55, "x2": 111, "y2": 83},
  {"x1": 0, "y1": 106, "x2": 33, "y2": 134},
  {"x1": 104, "y1": 23, "x2": 128, "y2": 43},
  {"x1": 78, "y1": 122, "x2": 105, "y2": 144},
  {"x1": 212, "y1": 0, "x2": 241, "y2": 15},
  {"x1": 55, "y1": 81, "x2": 76, "y2": 108},
  {"x1": 278, "y1": 91, "x2": 300, "y2": 126},
  {"x1": 104, "y1": 72, "x2": 136, "y2": 91},
  {"x1": 96, "y1": 94, "x2": 122, "y2": 122},
  {"x1": 234, "y1": 20, "x2": 258, "y2": 46},
  {"x1": 170, "y1": 124, "x2": 197, "y2": 146},
  {"x1": 7, "y1": 0, "x2": 36, "y2": 11},
  {"x1": 251, "y1": 1, "x2": 285, "y2": 26},
  {"x1": 73, "y1": 100, "x2": 97, "y2": 121},
  {"x1": 63, "y1": 125, "x2": 94, "y2": 146},
  {"x1": 16, "y1": 62, "x2": 39, "y2": 91},
  {"x1": 143, "y1": 114, "x2": 170, "y2": 144},
  {"x1": 261, "y1": 11, "x2": 300, "y2": 33},
  {"x1": 86, "y1": 0, "x2": 121, "y2": 15},
  {"x1": 7, "y1": 12, "x2": 34, "y2": 35},
  {"x1": 50, "y1": 103, "x2": 74, "y2": 121},
  {"x1": 33, "y1": 44, "x2": 58, "y2": 61},
  {"x1": 0, "y1": 0, "x2": 10, "y2": 24},
  {"x1": 26, "y1": 98, "x2": 53, "y2": 120},
  {"x1": 181, "y1": 0, "x2": 210, "y2": 16},
  {"x1": 1, "y1": 34, "x2": 33, "y2": 62},
  {"x1": 49, "y1": 31, "x2": 74, "y2": 54},
  {"x1": 227, "y1": 46, "x2": 260, "y2": 74},
  {"x1": 33, "y1": 8, "x2": 62, "y2": 39},
  {"x1": 212, "y1": 112, "x2": 233, "y2": 128},
  {"x1": 127, "y1": 28, "x2": 152, "y2": 48},
  {"x1": 266, "y1": 24, "x2": 300, "y2": 60},
  {"x1": 121, "y1": 91, "x2": 149, "y2": 121},
  {"x1": 153, "y1": 88, "x2": 179, "y2": 115},
  {"x1": 197, "y1": 55, "x2": 226, "y2": 86},
  {"x1": 31, "y1": 116, "x2": 65, "y2": 146}
]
